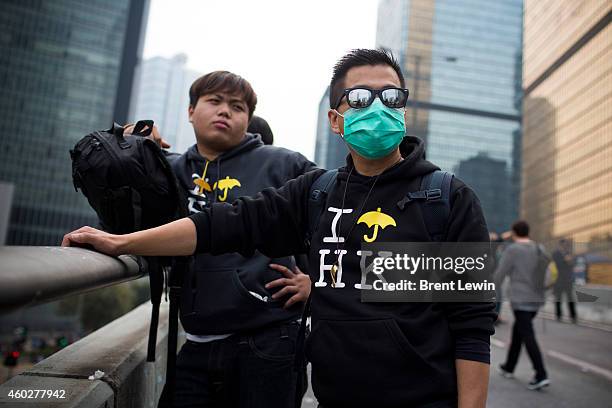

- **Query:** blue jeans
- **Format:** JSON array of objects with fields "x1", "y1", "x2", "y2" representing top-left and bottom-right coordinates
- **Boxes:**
[{"x1": 171, "y1": 321, "x2": 306, "y2": 408}]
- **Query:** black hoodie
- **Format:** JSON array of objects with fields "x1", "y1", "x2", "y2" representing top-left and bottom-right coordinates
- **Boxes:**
[
  {"x1": 190, "y1": 136, "x2": 496, "y2": 407},
  {"x1": 171, "y1": 133, "x2": 316, "y2": 334}
]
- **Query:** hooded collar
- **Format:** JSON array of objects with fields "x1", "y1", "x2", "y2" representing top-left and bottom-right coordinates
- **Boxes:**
[{"x1": 186, "y1": 132, "x2": 264, "y2": 164}]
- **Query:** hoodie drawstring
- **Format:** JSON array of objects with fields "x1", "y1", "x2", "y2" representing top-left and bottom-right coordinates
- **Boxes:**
[{"x1": 214, "y1": 158, "x2": 221, "y2": 203}]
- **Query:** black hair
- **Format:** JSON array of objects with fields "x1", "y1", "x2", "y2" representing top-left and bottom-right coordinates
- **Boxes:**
[
  {"x1": 189, "y1": 71, "x2": 257, "y2": 118},
  {"x1": 329, "y1": 48, "x2": 405, "y2": 109},
  {"x1": 247, "y1": 115, "x2": 274, "y2": 145},
  {"x1": 511, "y1": 220, "x2": 530, "y2": 238}
]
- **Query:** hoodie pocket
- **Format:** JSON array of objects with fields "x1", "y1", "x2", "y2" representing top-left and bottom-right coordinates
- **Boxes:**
[
  {"x1": 180, "y1": 267, "x2": 270, "y2": 334},
  {"x1": 306, "y1": 318, "x2": 439, "y2": 405}
]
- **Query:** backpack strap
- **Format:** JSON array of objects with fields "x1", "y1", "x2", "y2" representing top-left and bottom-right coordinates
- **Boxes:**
[
  {"x1": 141, "y1": 138, "x2": 187, "y2": 365},
  {"x1": 145, "y1": 257, "x2": 163, "y2": 362},
  {"x1": 420, "y1": 170, "x2": 453, "y2": 242},
  {"x1": 110, "y1": 122, "x2": 130, "y2": 150},
  {"x1": 305, "y1": 169, "x2": 338, "y2": 247},
  {"x1": 396, "y1": 170, "x2": 454, "y2": 242},
  {"x1": 158, "y1": 257, "x2": 189, "y2": 408}
]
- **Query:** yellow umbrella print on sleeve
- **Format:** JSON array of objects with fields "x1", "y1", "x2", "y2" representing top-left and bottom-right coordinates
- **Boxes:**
[
  {"x1": 357, "y1": 207, "x2": 397, "y2": 242},
  {"x1": 213, "y1": 176, "x2": 241, "y2": 201}
]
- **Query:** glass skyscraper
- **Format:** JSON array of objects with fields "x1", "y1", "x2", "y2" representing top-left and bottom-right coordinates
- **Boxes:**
[
  {"x1": 0, "y1": 0, "x2": 149, "y2": 245},
  {"x1": 375, "y1": 0, "x2": 524, "y2": 233},
  {"x1": 130, "y1": 54, "x2": 201, "y2": 154},
  {"x1": 314, "y1": 86, "x2": 348, "y2": 169}
]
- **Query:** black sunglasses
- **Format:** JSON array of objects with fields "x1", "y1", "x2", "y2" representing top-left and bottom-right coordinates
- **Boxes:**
[{"x1": 334, "y1": 86, "x2": 409, "y2": 110}]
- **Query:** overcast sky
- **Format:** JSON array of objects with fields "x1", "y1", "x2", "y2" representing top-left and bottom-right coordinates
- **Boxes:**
[{"x1": 142, "y1": 0, "x2": 379, "y2": 160}]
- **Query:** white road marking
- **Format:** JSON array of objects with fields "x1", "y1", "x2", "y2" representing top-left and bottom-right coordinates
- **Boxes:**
[
  {"x1": 547, "y1": 350, "x2": 612, "y2": 382},
  {"x1": 491, "y1": 338, "x2": 506, "y2": 348},
  {"x1": 491, "y1": 337, "x2": 612, "y2": 382}
]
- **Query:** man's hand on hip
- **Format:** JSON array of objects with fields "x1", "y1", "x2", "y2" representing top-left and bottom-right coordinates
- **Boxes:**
[{"x1": 266, "y1": 264, "x2": 311, "y2": 309}]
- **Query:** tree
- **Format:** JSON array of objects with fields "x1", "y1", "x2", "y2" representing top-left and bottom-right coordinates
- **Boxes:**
[{"x1": 79, "y1": 285, "x2": 136, "y2": 332}]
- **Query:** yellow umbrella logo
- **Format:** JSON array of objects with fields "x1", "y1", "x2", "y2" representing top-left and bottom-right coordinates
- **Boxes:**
[
  {"x1": 357, "y1": 207, "x2": 396, "y2": 242},
  {"x1": 193, "y1": 177, "x2": 212, "y2": 195},
  {"x1": 193, "y1": 162, "x2": 213, "y2": 195},
  {"x1": 213, "y1": 176, "x2": 241, "y2": 201}
]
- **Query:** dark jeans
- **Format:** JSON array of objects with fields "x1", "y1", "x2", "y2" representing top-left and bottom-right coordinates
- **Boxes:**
[
  {"x1": 502, "y1": 309, "x2": 547, "y2": 381},
  {"x1": 555, "y1": 286, "x2": 577, "y2": 320},
  {"x1": 171, "y1": 321, "x2": 306, "y2": 408}
]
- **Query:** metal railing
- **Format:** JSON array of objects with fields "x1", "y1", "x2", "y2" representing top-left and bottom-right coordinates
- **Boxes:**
[
  {"x1": 0, "y1": 247, "x2": 170, "y2": 407},
  {"x1": 0, "y1": 246, "x2": 147, "y2": 314}
]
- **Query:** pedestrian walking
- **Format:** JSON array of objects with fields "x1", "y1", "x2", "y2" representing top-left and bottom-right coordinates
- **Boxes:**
[
  {"x1": 552, "y1": 238, "x2": 577, "y2": 323},
  {"x1": 495, "y1": 220, "x2": 551, "y2": 390}
]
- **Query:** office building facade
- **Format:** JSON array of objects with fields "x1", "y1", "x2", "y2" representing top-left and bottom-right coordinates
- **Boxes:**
[
  {"x1": 375, "y1": 0, "x2": 523, "y2": 233},
  {"x1": 0, "y1": 0, "x2": 149, "y2": 245},
  {"x1": 130, "y1": 54, "x2": 201, "y2": 154},
  {"x1": 521, "y1": 0, "x2": 611, "y2": 245},
  {"x1": 314, "y1": 86, "x2": 348, "y2": 169}
]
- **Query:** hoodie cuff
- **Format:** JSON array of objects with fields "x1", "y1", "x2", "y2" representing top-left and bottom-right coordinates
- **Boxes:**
[
  {"x1": 188, "y1": 212, "x2": 212, "y2": 254},
  {"x1": 454, "y1": 333, "x2": 491, "y2": 364}
]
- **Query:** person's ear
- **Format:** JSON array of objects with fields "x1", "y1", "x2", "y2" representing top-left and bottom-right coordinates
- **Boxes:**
[
  {"x1": 328, "y1": 109, "x2": 343, "y2": 135},
  {"x1": 188, "y1": 105, "x2": 195, "y2": 123}
]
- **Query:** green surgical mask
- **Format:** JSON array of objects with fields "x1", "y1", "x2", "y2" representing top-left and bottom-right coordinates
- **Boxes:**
[{"x1": 335, "y1": 98, "x2": 406, "y2": 160}]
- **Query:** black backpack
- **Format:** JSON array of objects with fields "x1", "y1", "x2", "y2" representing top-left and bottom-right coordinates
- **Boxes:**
[
  {"x1": 70, "y1": 121, "x2": 187, "y2": 406},
  {"x1": 70, "y1": 121, "x2": 182, "y2": 233}
]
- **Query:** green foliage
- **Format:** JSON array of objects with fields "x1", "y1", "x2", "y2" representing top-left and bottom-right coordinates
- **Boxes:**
[
  {"x1": 54, "y1": 279, "x2": 152, "y2": 333},
  {"x1": 79, "y1": 284, "x2": 136, "y2": 332}
]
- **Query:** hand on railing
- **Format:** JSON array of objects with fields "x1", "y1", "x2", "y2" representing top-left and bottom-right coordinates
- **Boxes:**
[
  {"x1": 61, "y1": 226, "x2": 124, "y2": 256},
  {"x1": 63, "y1": 219, "x2": 196, "y2": 257}
]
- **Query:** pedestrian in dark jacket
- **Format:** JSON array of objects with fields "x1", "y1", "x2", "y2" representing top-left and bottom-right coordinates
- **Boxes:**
[
  {"x1": 64, "y1": 49, "x2": 496, "y2": 408},
  {"x1": 552, "y1": 238, "x2": 577, "y2": 322}
]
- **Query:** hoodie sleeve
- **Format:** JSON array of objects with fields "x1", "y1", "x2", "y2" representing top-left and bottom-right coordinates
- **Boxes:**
[
  {"x1": 189, "y1": 169, "x2": 325, "y2": 258},
  {"x1": 441, "y1": 179, "x2": 497, "y2": 364},
  {"x1": 292, "y1": 151, "x2": 319, "y2": 177}
]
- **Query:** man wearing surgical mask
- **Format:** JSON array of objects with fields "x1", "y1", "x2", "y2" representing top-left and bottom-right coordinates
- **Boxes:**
[{"x1": 64, "y1": 49, "x2": 495, "y2": 408}]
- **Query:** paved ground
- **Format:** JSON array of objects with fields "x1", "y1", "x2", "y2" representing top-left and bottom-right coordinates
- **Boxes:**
[{"x1": 488, "y1": 310, "x2": 612, "y2": 407}]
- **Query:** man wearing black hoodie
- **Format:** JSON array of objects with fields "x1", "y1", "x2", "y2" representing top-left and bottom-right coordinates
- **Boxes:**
[
  {"x1": 64, "y1": 49, "x2": 496, "y2": 408},
  {"x1": 130, "y1": 71, "x2": 316, "y2": 407}
]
